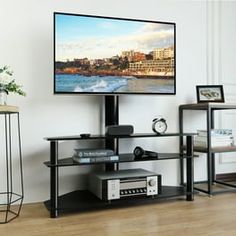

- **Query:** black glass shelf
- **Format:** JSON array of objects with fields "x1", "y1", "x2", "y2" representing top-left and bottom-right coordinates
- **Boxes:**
[
  {"x1": 44, "y1": 186, "x2": 187, "y2": 214},
  {"x1": 45, "y1": 132, "x2": 196, "y2": 141},
  {"x1": 44, "y1": 153, "x2": 195, "y2": 167}
]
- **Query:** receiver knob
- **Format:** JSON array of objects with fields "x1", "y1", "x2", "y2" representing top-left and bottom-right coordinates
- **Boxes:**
[{"x1": 148, "y1": 179, "x2": 156, "y2": 187}]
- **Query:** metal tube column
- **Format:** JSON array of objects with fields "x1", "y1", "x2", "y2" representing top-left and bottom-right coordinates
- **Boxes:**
[
  {"x1": 50, "y1": 141, "x2": 58, "y2": 218},
  {"x1": 186, "y1": 135, "x2": 194, "y2": 201}
]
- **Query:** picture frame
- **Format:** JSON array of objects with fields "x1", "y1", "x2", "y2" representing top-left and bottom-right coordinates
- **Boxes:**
[{"x1": 196, "y1": 85, "x2": 225, "y2": 103}]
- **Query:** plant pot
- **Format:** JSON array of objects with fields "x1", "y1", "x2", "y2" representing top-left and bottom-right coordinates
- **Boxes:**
[{"x1": 0, "y1": 89, "x2": 8, "y2": 105}]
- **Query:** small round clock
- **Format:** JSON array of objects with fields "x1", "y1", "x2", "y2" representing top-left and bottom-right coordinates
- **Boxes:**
[{"x1": 152, "y1": 117, "x2": 167, "y2": 134}]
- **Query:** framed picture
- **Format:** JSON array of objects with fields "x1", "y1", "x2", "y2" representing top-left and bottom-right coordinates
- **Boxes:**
[{"x1": 196, "y1": 85, "x2": 225, "y2": 103}]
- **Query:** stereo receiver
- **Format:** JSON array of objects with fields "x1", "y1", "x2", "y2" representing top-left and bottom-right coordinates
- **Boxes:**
[{"x1": 89, "y1": 168, "x2": 161, "y2": 201}]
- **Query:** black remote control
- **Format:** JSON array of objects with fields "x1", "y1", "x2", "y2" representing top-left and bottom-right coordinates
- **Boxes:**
[{"x1": 80, "y1": 133, "x2": 91, "y2": 138}]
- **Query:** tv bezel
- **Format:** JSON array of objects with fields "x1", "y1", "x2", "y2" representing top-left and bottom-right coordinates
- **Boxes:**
[{"x1": 53, "y1": 12, "x2": 176, "y2": 95}]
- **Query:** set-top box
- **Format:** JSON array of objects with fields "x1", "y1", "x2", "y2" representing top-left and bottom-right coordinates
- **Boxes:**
[{"x1": 89, "y1": 168, "x2": 162, "y2": 201}]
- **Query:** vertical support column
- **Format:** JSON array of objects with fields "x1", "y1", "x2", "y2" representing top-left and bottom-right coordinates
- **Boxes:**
[
  {"x1": 105, "y1": 95, "x2": 119, "y2": 171},
  {"x1": 8, "y1": 115, "x2": 13, "y2": 205},
  {"x1": 105, "y1": 95, "x2": 119, "y2": 126},
  {"x1": 17, "y1": 112, "x2": 24, "y2": 214},
  {"x1": 207, "y1": 107, "x2": 212, "y2": 195},
  {"x1": 186, "y1": 135, "x2": 194, "y2": 201},
  {"x1": 4, "y1": 114, "x2": 10, "y2": 222},
  {"x1": 179, "y1": 106, "x2": 184, "y2": 185},
  {"x1": 50, "y1": 141, "x2": 58, "y2": 218},
  {"x1": 211, "y1": 109, "x2": 215, "y2": 182}
]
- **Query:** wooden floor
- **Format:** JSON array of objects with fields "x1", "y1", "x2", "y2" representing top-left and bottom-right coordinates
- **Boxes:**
[{"x1": 1, "y1": 194, "x2": 236, "y2": 236}]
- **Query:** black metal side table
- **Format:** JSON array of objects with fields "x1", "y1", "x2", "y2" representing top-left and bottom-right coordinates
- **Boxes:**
[
  {"x1": 0, "y1": 105, "x2": 24, "y2": 223},
  {"x1": 179, "y1": 103, "x2": 236, "y2": 196}
]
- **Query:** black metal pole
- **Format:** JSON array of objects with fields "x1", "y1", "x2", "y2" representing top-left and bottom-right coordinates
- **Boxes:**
[
  {"x1": 50, "y1": 141, "x2": 58, "y2": 218},
  {"x1": 4, "y1": 114, "x2": 10, "y2": 223},
  {"x1": 179, "y1": 106, "x2": 184, "y2": 185},
  {"x1": 207, "y1": 107, "x2": 212, "y2": 195},
  {"x1": 17, "y1": 112, "x2": 24, "y2": 215},
  {"x1": 186, "y1": 135, "x2": 194, "y2": 201},
  {"x1": 105, "y1": 95, "x2": 119, "y2": 171},
  {"x1": 211, "y1": 109, "x2": 215, "y2": 182},
  {"x1": 8, "y1": 114, "x2": 14, "y2": 217},
  {"x1": 105, "y1": 95, "x2": 119, "y2": 126}
]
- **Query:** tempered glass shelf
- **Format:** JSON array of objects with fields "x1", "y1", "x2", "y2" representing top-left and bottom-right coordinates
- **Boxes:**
[
  {"x1": 44, "y1": 186, "x2": 187, "y2": 214},
  {"x1": 45, "y1": 132, "x2": 196, "y2": 141},
  {"x1": 44, "y1": 153, "x2": 195, "y2": 167}
]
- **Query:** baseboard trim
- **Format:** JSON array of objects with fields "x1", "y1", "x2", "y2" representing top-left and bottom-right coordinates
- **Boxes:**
[{"x1": 216, "y1": 173, "x2": 236, "y2": 182}]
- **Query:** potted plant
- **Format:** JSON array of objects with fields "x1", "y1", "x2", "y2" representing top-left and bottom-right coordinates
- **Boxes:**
[{"x1": 0, "y1": 66, "x2": 26, "y2": 105}]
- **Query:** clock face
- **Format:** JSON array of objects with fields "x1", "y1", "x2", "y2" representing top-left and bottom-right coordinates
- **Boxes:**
[
  {"x1": 156, "y1": 121, "x2": 167, "y2": 133},
  {"x1": 153, "y1": 119, "x2": 167, "y2": 134}
]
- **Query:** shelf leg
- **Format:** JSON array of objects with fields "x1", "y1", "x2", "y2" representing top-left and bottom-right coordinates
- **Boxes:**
[
  {"x1": 17, "y1": 113, "x2": 24, "y2": 215},
  {"x1": 50, "y1": 141, "x2": 58, "y2": 218},
  {"x1": 211, "y1": 109, "x2": 216, "y2": 182},
  {"x1": 207, "y1": 108, "x2": 212, "y2": 195},
  {"x1": 4, "y1": 114, "x2": 10, "y2": 222},
  {"x1": 179, "y1": 107, "x2": 184, "y2": 185},
  {"x1": 186, "y1": 135, "x2": 194, "y2": 201}
]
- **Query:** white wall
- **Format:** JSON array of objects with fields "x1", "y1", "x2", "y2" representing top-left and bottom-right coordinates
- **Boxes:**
[
  {"x1": 0, "y1": 0, "x2": 207, "y2": 203},
  {"x1": 208, "y1": 1, "x2": 236, "y2": 173}
]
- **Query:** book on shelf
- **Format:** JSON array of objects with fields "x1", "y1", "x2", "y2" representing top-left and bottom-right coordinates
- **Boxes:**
[
  {"x1": 195, "y1": 129, "x2": 234, "y2": 147},
  {"x1": 197, "y1": 129, "x2": 233, "y2": 137},
  {"x1": 74, "y1": 148, "x2": 114, "y2": 158},
  {"x1": 194, "y1": 140, "x2": 234, "y2": 148},
  {"x1": 195, "y1": 135, "x2": 234, "y2": 148},
  {"x1": 195, "y1": 136, "x2": 234, "y2": 142},
  {"x1": 73, "y1": 155, "x2": 119, "y2": 164}
]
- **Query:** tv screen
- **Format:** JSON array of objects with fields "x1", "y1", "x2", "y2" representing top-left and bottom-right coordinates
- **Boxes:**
[{"x1": 54, "y1": 12, "x2": 176, "y2": 95}]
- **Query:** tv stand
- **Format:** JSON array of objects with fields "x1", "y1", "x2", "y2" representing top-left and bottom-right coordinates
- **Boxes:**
[
  {"x1": 44, "y1": 133, "x2": 195, "y2": 218},
  {"x1": 43, "y1": 96, "x2": 195, "y2": 218}
]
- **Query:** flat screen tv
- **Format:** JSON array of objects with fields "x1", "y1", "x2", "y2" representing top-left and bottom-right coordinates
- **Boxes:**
[{"x1": 54, "y1": 12, "x2": 176, "y2": 95}]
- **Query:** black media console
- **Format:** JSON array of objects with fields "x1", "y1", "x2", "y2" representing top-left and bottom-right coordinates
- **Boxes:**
[
  {"x1": 44, "y1": 96, "x2": 195, "y2": 218},
  {"x1": 44, "y1": 132, "x2": 195, "y2": 218}
]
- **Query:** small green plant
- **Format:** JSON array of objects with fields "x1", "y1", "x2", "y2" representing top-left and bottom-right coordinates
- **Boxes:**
[{"x1": 0, "y1": 66, "x2": 26, "y2": 96}]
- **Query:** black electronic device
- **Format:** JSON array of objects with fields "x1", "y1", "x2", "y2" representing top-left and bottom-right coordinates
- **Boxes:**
[
  {"x1": 152, "y1": 116, "x2": 167, "y2": 134},
  {"x1": 80, "y1": 133, "x2": 91, "y2": 138},
  {"x1": 133, "y1": 146, "x2": 158, "y2": 159},
  {"x1": 54, "y1": 12, "x2": 176, "y2": 95},
  {"x1": 106, "y1": 125, "x2": 134, "y2": 136}
]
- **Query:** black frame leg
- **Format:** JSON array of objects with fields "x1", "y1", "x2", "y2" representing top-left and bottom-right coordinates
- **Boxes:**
[
  {"x1": 186, "y1": 135, "x2": 194, "y2": 201},
  {"x1": 50, "y1": 141, "x2": 58, "y2": 218},
  {"x1": 207, "y1": 107, "x2": 212, "y2": 195},
  {"x1": 179, "y1": 107, "x2": 184, "y2": 185}
]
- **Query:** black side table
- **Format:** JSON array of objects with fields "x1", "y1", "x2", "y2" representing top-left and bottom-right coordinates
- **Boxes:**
[
  {"x1": 179, "y1": 103, "x2": 236, "y2": 195},
  {"x1": 0, "y1": 105, "x2": 24, "y2": 223}
]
